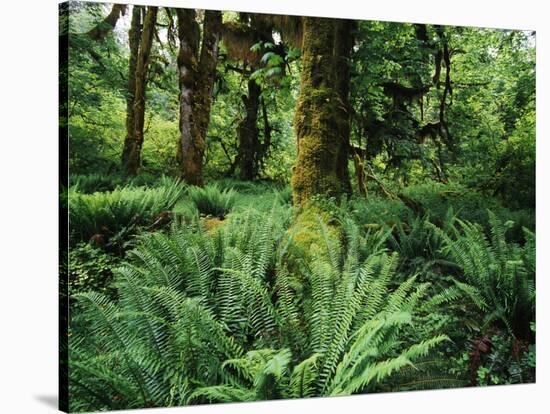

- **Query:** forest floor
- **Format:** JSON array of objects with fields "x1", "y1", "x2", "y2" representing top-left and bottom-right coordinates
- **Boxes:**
[{"x1": 64, "y1": 174, "x2": 536, "y2": 412}]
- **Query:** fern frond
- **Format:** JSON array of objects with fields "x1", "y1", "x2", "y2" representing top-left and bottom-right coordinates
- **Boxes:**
[{"x1": 287, "y1": 353, "x2": 321, "y2": 398}]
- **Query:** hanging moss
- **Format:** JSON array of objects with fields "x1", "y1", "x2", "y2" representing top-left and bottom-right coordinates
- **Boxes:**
[
  {"x1": 255, "y1": 14, "x2": 303, "y2": 48},
  {"x1": 221, "y1": 21, "x2": 261, "y2": 65}
]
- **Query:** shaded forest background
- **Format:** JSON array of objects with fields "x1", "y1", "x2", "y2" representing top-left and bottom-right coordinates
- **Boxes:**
[
  {"x1": 61, "y1": 2, "x2": 536, "y2": 412},
  {"x1": 65, "y1": 1, "x2": 534, "y2": 207}
]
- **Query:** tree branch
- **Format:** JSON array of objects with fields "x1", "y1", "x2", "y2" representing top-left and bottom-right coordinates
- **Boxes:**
[{"x1": 86, "y1": 4, "x2": 127, "y2": 41}]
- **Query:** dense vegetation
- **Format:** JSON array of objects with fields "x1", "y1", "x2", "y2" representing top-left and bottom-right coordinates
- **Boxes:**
[{"x1": 61, "y1": 2, "x2": 535, "y2": 412}]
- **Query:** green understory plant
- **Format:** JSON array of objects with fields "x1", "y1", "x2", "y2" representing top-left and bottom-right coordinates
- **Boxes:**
[
  {"x1": 433, "y1": 211, "x2": 535, "y2": 340},
  {"x1": 187, "y1": 184, "x2": 237, "y2": 219},
  {"x1": 67, "y1": 242, "x2": 119, "y2": 296},
  {"x1": 69, "y1": 177, "x2": 185, "y2": 248},
  {"x1": 68, "y1": 207, "x2": 451, "y2": 412}
]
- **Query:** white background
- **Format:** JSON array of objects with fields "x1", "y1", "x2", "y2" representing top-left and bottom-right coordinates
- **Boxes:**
[{"x1": 0, "y1": 0, "x2": 547, "y2": 413}]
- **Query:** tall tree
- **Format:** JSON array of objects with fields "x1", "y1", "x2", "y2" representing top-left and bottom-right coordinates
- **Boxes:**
[
  {"x1": 334, "y1": 19, "x2": 355, "y2": 195},
  {"x1": 220, "y1": 15, "x2": 294, "y2": 181},
  {"x1": 237, "y1": 78, "x2": 262, "y2": 180},
  {"x1": 291, "y1": 17, "x2": 353, "y2": 205},
  {"x1": 177, "y1": 10, "x2": 222, "y2": 185},
  {"x1": 123, "y1": 6, "x2": 157, "y2": 176},
  {"x1": 227, "y1": 16, "x2": 270, "y2": 181},
  {"x1": 121, "y1": 6, "x2": 142, "y2": 170}
]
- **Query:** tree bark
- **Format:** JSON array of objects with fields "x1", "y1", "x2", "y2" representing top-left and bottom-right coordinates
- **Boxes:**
[
  {"x1": 177, "y1": 10, "x2": 222, "y2": 185},
  {"x1": 176, "y1": 9, "x2": 200, "y2": 183},
  {"x1": 334, "y1": 19, "x2": 355, "y2": 196},
  {"x1": 86, "y1": 4, "x2": 127, "y2": 41},
  {"x1": 121, "y1": 6, "x2": 142, "y2": 169},
  {"x1": 259, "y1": 97, "x2": 272, "y2": 167},
  {"x1": 291, "y1": 17, "x2": 352, "y2": 205},
  {"x1": 124, "y1": 7, "x2": 157, "y2": 176},
  {"x1": 237, "y1": 78, "x2": 261, "y2": 180}
]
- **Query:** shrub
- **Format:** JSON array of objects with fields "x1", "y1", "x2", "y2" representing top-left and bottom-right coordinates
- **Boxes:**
[
  {"x1": 215, "y1": 178, "x2": 265, "y2": 194},
  {"x1": 275, "y1": 185, "x2": 293, "y2": 205},
  {"x1": 387, "y1": 213, "x2": 451, "y2": 275},
  {"x1": 127, "y1": 172, "x2": 163, "y2": 187},
  {"x1": 401, "y1": 182, "x2": 535, "y2": 237},
  {"x1": 187, "y1": 184, "x2": 237, "y2": 219},
  {"x1": 69, "y1": 177, "x2": 185, "y2": 248},
  {"x1": 67, "y1": 243, "x2": 119, "y2": 296},
  {"x1": 68, "y1": 208, "x2": 449, "y2": 412},
  {"x1": 344, "y1": 195, "x2": 410, "y2": 227},
  {"x1": 70, "y1": 173, "x2": 173, "y2": 194},
  {"x1": 433, "y1": 211, "x2": 535, "y2": 340},
  {"x1": 475, "y1": 330, "x2": 535, "y2": 386},
  {"x1": 488, "y1": 114, "x2": 535, "y2": 210},
  {"x1": 69, "y1": 173, "x2": 126, "y2": 194}
]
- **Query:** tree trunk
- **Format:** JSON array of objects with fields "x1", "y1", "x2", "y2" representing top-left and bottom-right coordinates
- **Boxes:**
[
  {"x1": 177, "y1": 10, "x2": 222, "y2": 185},
  {"x1": 334, "y1": 19, "x2": 355, "y2": 196},
  {"x1": 237, "y1": 78, "x2": 261, "y2": 180},
  {"x1": 291, "y1": 17, "x2": 352, "y2": 205},
  {"x1": 259, "y1": 97, "x2": 272, "y2": 169},
  {"x1": 176, "y1": 9, "x2": 200, "y2": 183},
  {"x1": 124, "y1": 6, "x2": 157, "y2": 176},
  {"x1": 121, "y1": 6, "x2": 142, "y2": 169}
]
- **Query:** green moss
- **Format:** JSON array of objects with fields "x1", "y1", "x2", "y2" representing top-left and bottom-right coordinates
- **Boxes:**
[
  {"x1": 284, "y1": 202, "x2": 342, "y2": 283},
  {"x1": 292, "y1": 87, "x2": 346, "y2": 205},
  {"x1": 202, "y1": 216, "x2": 225, "y2": 234},
  {"x1": 290, "y1": 17, "x2": 351, "y2": 206},
  {"x1": 221, "y1": 21, "x2": 259, "y2": 64}
]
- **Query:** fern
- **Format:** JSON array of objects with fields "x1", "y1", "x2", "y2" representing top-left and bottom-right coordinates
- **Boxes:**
[
  {"x1": 187, "y1": 184, "x2": 237, "y2": 219},
  {"x1": 69, "y1": 206, "x2": 456, "y2": 411},
  {"x1": 380, "y1": 358, "x2": 467, "y2": 391},
  {"x1": 434, "y1": 210, "x2": 535, "y2": 339},
  {"x1": 287, "y1": 353, "x2": 321, "y2": 398},
  {"x1": 69, "y1": 177, "x2": 184, "y2": 246}
]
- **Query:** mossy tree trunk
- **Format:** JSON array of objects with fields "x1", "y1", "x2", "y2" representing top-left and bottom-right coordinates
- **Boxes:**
[
  {"x1": 123, "y1": 6, "x2": 157, "y2": 176},
  {"x1": 237, "y1": 78, "x2": 261, "y2": 180},
  {"x1": 176, "y1": 9, "x2": 200, "y2": 183},
  {"x1": 221, "y1": 14, "x2": 279, "y2": 181},
  {"x1": 291, "y1": 17, "x2": 353, "y2": 205},
  {"x1": 334, "y1": 19, "x2": 355, "y2": 196},
  {"x1": 177, "y1": 10, "x2": 222, "y2": 186},
  {"x1": 121, "y1": 6, "x2": 142, "y2": 170},
  {"x1": 86, "y1": 4, "x2": 127, "y2": 41}
]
